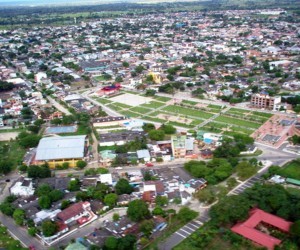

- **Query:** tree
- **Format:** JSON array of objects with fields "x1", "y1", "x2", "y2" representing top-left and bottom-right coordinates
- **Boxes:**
[
  {"x1": 68, "y1": 179, "x2": 80, "y2": 191},
  {"x1": 13, "y1": 209, "x2": 25, "y2": 226},
  {"x1": 209, "y1": 195, "x2": 252, "y2": 225},
  {"x1": 142, "y1": 123, "x2": 155, "y2": 132},
  {"x1": 104, "y1": 193, "x2": 118, "y2": 208},
  {"x1": 155, "y1": 196, "x2": 168, "y2": 207},
  {"x1": 115, "y1": 179, "x2": 133, "y2": 195},
  {"x1": 61, "y1": 200, "x2": 71, "y2": 210},
  {"x1": 0, "y1": 161, "x2": 12, "y2": 174},
  {"x1": 148, "y1": 130, "x2": 165, "y2": 141},
  {"x1": 139, "y1": 220, "x2": 154, "y2": 237},
  {"x1": 76, "y1": 160, "x2": 87, "y2": 169},
  {"x1": 105, "y1": 236, "x2": 118, "y2": 250},
  {"x1": 127, "y1": 200, "x2": 150, "y2": 222},
  {"x1": 42, "y1": 220, "x2": 58, "y2": 237},
  {"x1": 36, "y1": 184, "x2": 52, "y2": 197},
  {"x1": 122, "y1": 61, "x2": 129, "y2": 68},
  {"x1": 38, "y1": 196, "x2": 51, "y2": 209},
  {"x1": 28, "y1": 227, "x2": 37, "y2": 236},
  {"x1": 177, "y1": 207, "x2": 199, "y2": 223},
  {"x1": 113, "y1": 213, "x2": 120, "y2": 221},
  {"x1": 18, "y1": 133, "x2": 41, "y2": 148},
  {"x1": 236, "y1": 161, "x2": 257, "y2": 180},
  {"x1": 196, "y1": 187, "x2": 216, "y2": 204},
  {"x1": 0, "y1": 202, "x2": 15, "y2": 216},
  {"x1": 152, "y1": 206, "x2": 165, "y2": 216},
  {"x1": 290, "y1": 220, "x2": 300, "y2": 245},
  {"x1": 49, "y1": 189, "x2": 64, "y2": 202},
  {"x1": 27, "y1": 164, "x2": 51, "y2": 178},
  {"x1": 160, "y1": 124, "x2": 176, "y2": 134},
  {"x1": 118, "y1": 234, "x2": 136, "y2": 250}
]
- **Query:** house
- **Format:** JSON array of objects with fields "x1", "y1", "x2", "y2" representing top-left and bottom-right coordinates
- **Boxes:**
[
  {"x1": 137, "y1": 149, "x2": 151, "y2": 162},
  {"x1": 10, "y1": 177, "x2": 35, "y2": 197},
  {"x1": 35, "y1": 135, "x2": 88, "y2": 168},
  {"x1": 99, "y1": 131, "x2": 145, "y2": 146},
  {"x1": 231, "y1": 208, "x2": 293, "y2": 250},
  {"x1": 92, "y1": 116, "x2": 129, "y2": 127},
  {"x1": 57, "y1": 201, "x2": 93, "y2": 225},
  {"x1": 143, "y1": 180, "x2": 165, "y2": 195},
  {"x1": 200, "y1": 149, "x2": 213, "y2": 159}
]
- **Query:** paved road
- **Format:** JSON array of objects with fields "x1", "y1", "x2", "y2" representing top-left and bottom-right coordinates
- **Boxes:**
[
  {"x1": 47, "y1": 96, "x2": 71, "y2": 115},
  {"x1": 0, "y1": 214, "x2": 48, "y2": 249},
  {"x1": 52, "y1": 208, "x2": 127, "y2": 248}
]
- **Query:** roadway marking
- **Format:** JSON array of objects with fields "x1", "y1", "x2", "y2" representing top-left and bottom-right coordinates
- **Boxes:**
[
  {"x1": 175, "y1": 231, "x2": 186, "y2": 238},
  {"x1": 194, "y1": 220, "x2": 203, "y2": 225},
  {"x1": 179, "y1": 228, "x2": 191, "y2": 235},
  {"x1": 182, "y1": 226, "x2": 195, "y2": 233},
  {"x1": 188, "y1": 223, "x2": 199, "y2": 229}
]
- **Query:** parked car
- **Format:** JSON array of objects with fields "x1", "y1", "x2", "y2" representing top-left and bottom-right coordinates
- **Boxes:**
[{"x1": 145, "y1": 162, "x2": 154, "y2": 167}]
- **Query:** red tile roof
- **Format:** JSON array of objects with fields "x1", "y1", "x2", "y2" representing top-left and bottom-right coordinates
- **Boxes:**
[
  {"x1": 231, "y1": 208, "x2": 293, "y2": 250},
  {"x1": 57, "y1": 201, "x2": 90, "y2": 222}
]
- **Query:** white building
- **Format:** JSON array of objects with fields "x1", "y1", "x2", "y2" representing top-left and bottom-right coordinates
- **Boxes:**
[{"x1": 10, "y1": 177, "x2": 35, "y2": 197}]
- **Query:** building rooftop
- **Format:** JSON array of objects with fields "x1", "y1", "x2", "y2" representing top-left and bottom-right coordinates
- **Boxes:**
[{"x1": 35, "y1": 135, "x2": 87, "y2": 161}]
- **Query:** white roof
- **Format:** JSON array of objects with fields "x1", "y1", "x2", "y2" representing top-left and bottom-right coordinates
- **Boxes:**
[
  {"x1": 137, "y1": 149, "x2": 150, "y2": 159},
  {"x1": 100, "y1": 174, "x2": 113, "y2": 185},
  {"x1": 35, "y1": 135, "x2": 86, "y2": 161}
]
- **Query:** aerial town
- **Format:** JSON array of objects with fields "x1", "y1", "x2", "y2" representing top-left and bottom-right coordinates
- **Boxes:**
[{"x1": 0, "y1": 5, "x2": 300, "y2": 250}]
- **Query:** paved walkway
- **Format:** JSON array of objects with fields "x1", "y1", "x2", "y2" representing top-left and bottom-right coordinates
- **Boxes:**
[{"x1": 47, "y1": 96, "x2": 71, "y2": 115}]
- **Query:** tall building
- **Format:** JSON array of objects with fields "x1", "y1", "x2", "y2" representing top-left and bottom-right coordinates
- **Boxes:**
[{"x1": 250, "y1": 92, "x2": 281, "y2": 110}]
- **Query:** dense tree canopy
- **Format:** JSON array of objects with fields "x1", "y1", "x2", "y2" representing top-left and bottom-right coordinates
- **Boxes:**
[
  {"x1": 115, "y1": 179, "x2": 133, "y2": 195},
  {"x1": 127, "y1": 199, "x2": 150, "y2": 222}
]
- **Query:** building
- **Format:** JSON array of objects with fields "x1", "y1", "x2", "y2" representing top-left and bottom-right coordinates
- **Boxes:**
[
  {"x1": 250, "y1": 93, "x2": 281, "y2": 110},
  {"x1": 99, "y1": 131, "x2": 145, "y2": 147},
  {"x1": 10, "y1": 177, "x2": 35, "y2": 197},
  {"x1": 92, "y1": 116, "x2": 129, "y2": 127},
  {"x1": 231, "y1": 208, "x2": 293, "y2": 250},
  {"x1": 57, "y1": 201, "x2": 92, "y2": 225},
  {"x1": 171, "y1": 135, "x2": 194, "y2": 158},
  {"x1": 35, "y1": 135, "x2": 88, "y2": 168}
]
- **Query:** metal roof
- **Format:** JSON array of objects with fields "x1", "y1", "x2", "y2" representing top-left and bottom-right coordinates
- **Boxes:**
[{"x1": 35, "y1": 135, "x2": 87, "y2": 161}]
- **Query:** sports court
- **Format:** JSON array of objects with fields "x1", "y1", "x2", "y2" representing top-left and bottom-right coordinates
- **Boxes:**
[
  {"x1": 45, "y1": 125, "x2": 77, "y2": 134},
  {"x1": 110, "y1": 93, "x2": 152, "y2": 107}
]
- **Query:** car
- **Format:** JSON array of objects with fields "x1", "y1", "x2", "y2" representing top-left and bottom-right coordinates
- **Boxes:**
[
  {"x1": 5, "y1": 179, "x2": 10, "y2": 182},
  {"x1": 115, "y1": 167, "x2": 123, "y2": 170},
  {"x1": 29, "y1": 245, "x2": 36, "y2": 250},
  {"x1": 145, "y1": 163, "x2": 154, "y2": 167}
]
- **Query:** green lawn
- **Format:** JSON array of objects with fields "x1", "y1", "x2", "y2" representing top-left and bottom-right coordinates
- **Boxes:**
[
  {"x1": 93, "y1": 97, "x2": 112, "y2": 105},
  {"x1": 112, "y1": 102, "x2": 132, "y2": 109},
  {"x1": 119, "y1": 110, "x2": 140, "y2": 118},
  {"x1": 0, "y1": 140, "x2": 26, "y2": 170},
  {"x1": 140, "y1": 101, "x2": 165, "y2": 109},
  {"x1": 182, "y1": 100, "x2": 198, "y2": 105},
  {"x1": 93, "y1": 75, "x2": 108, "y2": 81},
  {"x1": 208, "y1": 104, "x2": 223, "y2": 109},
  {"x1": 214, "y1": 115, "x2": 261, "y2": 129},
  {"x1": 162, "y1": 105, "x2": 214, "y2": 119},
  {"x1": 141, "y1": 116, "x2": 166, "y2": 123},
  {"x1": 228, "y1": 108, "x2": 249, "y2": 114},
  {"x1": 129, "y1": 106, "x2": 152, "y2": 114},
  {"x1": 153, "y1": 96, "x2": 171, "y2": 102},
  {"x1": 252, "y1": 111, "x2": 273, "y2": 118},
  {"x1": 0, "y1": 128, "x2": 25, "y2": 133},
  {"x1": 279, "y1": 160, "x2": 300, "y2": 179}
]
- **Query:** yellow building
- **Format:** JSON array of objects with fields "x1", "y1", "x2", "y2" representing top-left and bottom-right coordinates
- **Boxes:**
[
  {"x1": 149, "y1": 72, "x2": 162, "y2": 84},
  {"x1": 35, "y1": 135, "x2": 88, "y2": 168}
]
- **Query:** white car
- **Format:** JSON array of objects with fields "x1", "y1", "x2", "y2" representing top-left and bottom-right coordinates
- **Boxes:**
[{"x1": 115, "y1": 167, "x2": 123, "y2": 170}]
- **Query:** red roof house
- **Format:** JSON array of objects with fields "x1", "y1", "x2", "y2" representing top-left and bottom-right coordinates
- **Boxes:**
[
  {"x1": 231, "y1": 208, "x2": 293, "y2": 250},
  {"x1": 57, "y1": 201, "x2": 91, "y2": 225}
]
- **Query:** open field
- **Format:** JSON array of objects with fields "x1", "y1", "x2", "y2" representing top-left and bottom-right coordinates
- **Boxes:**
[
  {"x1": 0, "y1": 132, "x2": 20, "y2": 141},
  {"x1": 94, "y1": 92, "x2": 273, "y2": 135},
  {"x1": 278, "y1": 160, "x2": 300, "y2": 180}
]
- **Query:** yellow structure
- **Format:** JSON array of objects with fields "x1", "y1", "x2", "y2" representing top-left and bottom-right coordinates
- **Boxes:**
[{"x1": 149, "y1": 71, "x2": 162, "y2": 84}]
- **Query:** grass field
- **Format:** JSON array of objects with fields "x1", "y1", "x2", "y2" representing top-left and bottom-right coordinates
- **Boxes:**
[
  {"x1": 162, "y1": 105, "x2": 214, "y2": 119},
  {"x1": 153, "y1": 96, "x2": 171, "y2": 102},
  {"x1": 129, "y1": 106, "x2": 152, "y2": 114},
  {"x1": 93, "y1": 97, "x2": 112, "y2": 105},
  {"x1": 278, "y1": 160, "x2": 300, "y2": 179},
  {"x1": 215, "y1": 115, "x2": 261, "y2": 129},
  {"x1": 0, "y1": 140, "x2": 26, "y2": 170},
  {"x1": 119, "y1": 110, "x2": 140, "y2": 118},
  {"x1": 140, "y1": 101, "x2": 165, "y2": 109}
]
